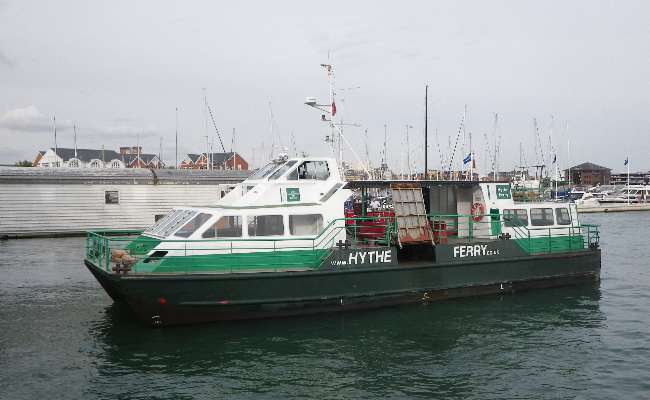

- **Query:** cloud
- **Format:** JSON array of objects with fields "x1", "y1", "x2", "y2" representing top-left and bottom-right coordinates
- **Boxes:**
[
  {"x1": 0, "y1": 106, "x2": 51, "y2": 131},
  {"x1": 91, "y1": 124, "x2": 159, "y2": 139}
]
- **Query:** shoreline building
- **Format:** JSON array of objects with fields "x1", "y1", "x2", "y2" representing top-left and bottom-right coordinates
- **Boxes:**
[
  {"x1": 179, "y1": 152, "x2": 248, "y2": 170},
  {"x1": 565, "y1": 163, "x2": 611, "y2": 187},
  {"x1": 34, "y1": 146, "x2": 164, "y2": 169},
  {"x1": 0, "y1": 166, "x2": 251, "y2": 238}
]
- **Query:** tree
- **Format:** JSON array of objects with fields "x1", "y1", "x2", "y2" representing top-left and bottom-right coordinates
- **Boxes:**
[{"x1": 14, "y1": 160, "x2": 33, "y2": 167}]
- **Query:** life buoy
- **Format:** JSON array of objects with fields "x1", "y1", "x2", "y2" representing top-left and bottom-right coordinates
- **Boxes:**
[{"x1": 471, "y1": 203, "x2": 484, "y2": 221}]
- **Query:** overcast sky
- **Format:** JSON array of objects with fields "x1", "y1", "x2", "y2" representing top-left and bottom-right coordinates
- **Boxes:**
[{"x1": 1, "y1": 0, "x2": 648, "y2": 175}]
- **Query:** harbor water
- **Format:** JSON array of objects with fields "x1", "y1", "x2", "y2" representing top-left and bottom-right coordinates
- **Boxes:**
[{"x1": 1, "y1": 212, "x2": 649, "y2": 399}]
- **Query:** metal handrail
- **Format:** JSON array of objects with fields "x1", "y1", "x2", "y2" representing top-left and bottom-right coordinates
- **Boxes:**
[{"x1": 85, "y1": 215, "x2": 396, "y2": 274}]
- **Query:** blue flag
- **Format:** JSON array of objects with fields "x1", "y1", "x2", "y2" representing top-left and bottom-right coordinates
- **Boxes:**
[
  {"x1": 552, "y1": 154, "x2": 556, "y2": 164},
  {"x1": 624, "y1": 157, "x2": 628, "y2": 165},
  {"x1": 463, "y1": 153, "x2": 471, "y2": 164}
]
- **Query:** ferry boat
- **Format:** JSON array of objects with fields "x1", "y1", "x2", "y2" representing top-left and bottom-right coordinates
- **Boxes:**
[{"x1": 85, "y1": 153, "x2": 601, "y2": 327}]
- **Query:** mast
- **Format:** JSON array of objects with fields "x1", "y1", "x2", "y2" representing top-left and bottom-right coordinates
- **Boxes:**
[
  {"x1": 53, "y1": 117, "x2": 57, "y2": 167},
  {"x1": 175, "y1": 108, "x2": 178, "y2": 169},
  {"x1": 566, "y1": 121, "x2": 571, "y2": 186},
  {"x1": 382, "y1": 125, "x2": 388, "y2": 179},
  {"x1": 406, "y1": 125, "x2": 411, "y2": 180},
  {"x1": 231, "y1": 128, "x2": 236, "y2": 169},
  {"x1": 462, "y1": 106, "x2": 466, "y2": 180},
  {"x1": 424, "y1": 85, "x2": 428, "y2": 180},
  {"x1": 203, "y1": 88, "x2": 210, "y2": 169},
  {"x1": 269, "y1": 102, "x2": 275, "y2": 160},
  {"x1": 74, "y1": 125, "x2": 77, "y2": 158}
]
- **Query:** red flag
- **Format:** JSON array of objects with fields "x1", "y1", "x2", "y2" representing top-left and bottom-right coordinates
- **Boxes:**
[
  {"x1": 332, "y1": 102, "x2": 336, "y2": 116},
  {"x1": 472, "y1": 159, "x2": 476, "y2": 169}
]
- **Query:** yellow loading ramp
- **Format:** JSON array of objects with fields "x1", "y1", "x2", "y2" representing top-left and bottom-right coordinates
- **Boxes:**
[{"x1": 390, "y1": 183, "x2": 435, "y2": 247}]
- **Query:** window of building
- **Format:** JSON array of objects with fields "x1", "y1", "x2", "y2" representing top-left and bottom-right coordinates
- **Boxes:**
[
  {"x1": 105, "y1": 191, "x2": 119, "y2": 204},
  {"x1": 202, "y1": 216, "x2": 243, "y2": 238},
  {"x1": 68, "y1": 158, "x2": 80, "y2": 168},
  {"x1": 247, "y1": 215, "x2": 284, "y2": 236},
  {"x1": 90, "y1": 160, "x2": 102, "y2": 168},
  {"x1": 289, "y1": 214, "x2": 323, "y2": 236},
  {"x1": 530, "y1": 208, "x2": 555, "y2": 226}
]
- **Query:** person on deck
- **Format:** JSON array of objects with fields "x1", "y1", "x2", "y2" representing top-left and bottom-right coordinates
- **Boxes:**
[{"x1": 369, "y1": 198, "x2": 381, "y2": 211}]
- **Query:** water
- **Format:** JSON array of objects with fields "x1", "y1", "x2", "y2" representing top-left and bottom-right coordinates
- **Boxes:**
[{"x1": 1, "y1": 212, "x2": 649, "y2": 399}]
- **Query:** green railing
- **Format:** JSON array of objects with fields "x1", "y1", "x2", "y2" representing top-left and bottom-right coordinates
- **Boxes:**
[
  {"x1": 511, "y1": 188, "x2": 547, "y2": 202},
  {"x1": 86, "y1": 216, "x2": 396, "y2": 274},
  {"x1": 428, "y1": 213, "x2": 600, "y2": 254}
]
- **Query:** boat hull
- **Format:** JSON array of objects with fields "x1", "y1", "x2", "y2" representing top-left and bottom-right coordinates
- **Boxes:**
[{"x1": 85, "y1": 244, "x2": 601, "y2": 327}]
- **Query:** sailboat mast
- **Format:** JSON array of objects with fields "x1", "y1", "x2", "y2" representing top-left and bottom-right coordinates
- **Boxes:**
[
  {"x1": 175, "y1": 108, "x2": 178, "y2": 169},
  {"x1": 53, "y1": 117, "x2": 57, "y2": 167},
  {"x1": 424, "y1": 85, "x2": 428, "y2": 180},
  {"x1": 203, "y1": 88, "x2": 210, "y2": 169}
]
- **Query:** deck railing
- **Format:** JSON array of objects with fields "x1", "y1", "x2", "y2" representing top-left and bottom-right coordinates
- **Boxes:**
[
  {"x1": 428, "y1": 213, "x2": 600, "y2": 253},
  {"x1": 86, "y1": 212, "x2": 599, "y2": 274},
  {"x1": 86, "y1": 216, "x2": 395, "y2": 274}
]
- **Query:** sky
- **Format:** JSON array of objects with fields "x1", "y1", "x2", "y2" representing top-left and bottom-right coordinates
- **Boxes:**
[{"x1": 1, "y1": 0, "x2": 649, "y2": 176}]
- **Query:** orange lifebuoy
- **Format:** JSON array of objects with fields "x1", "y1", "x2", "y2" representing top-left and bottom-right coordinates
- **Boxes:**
[{"x1": 471, "y1": 203, "x2": 484, "y2": 221}]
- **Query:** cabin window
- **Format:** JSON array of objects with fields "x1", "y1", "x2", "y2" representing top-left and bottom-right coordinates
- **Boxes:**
[
  {"x1": 202, "y1": 216, "x2": 243, "y2": 238},
  {"x1": 289, "y1": 214, "x2": 323, "y2": 236},
  {"x1": 268, "y1": 161, "x2": 297, "y2": 180},
  {"x1": 104, "y1": 191, "x2": 119, "y2": 204},
  {"x1": 556, "y1": 208, "x2": 571, "y2": 225},
  {"x1": 175, "y1": 213, "x2": 213, "y2": 238},
  {"x1": 530, "y1": 208, "x2": 555, "y2": 226},
  {"x1": 320, "y1": 183, "x2": 343, "y2": 202},
  {"x1": 146, "y1": 209, "x2": 198, "y2": 237},
  {"x1": 293, "y1": 161, "x2": 330, "y2": 180},
  {"x1": 247, "y1": 215, "x2": 284, "y2": 236},
  {"x1": 248, "y1": 161, "x2": 282, "y2": 180},
  {"x1": 503, "y1": 209, "x2": 528, "y2": 227}
]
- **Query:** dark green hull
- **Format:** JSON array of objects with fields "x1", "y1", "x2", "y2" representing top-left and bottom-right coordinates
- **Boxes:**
[{"x1": 85, "y1": 241, "x2": 601, "y2": 327}]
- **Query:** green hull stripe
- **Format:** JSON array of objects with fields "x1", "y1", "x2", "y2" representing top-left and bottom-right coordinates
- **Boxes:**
[{"x1": 135, "y1": 248, "x2": 332, "y2": 273}]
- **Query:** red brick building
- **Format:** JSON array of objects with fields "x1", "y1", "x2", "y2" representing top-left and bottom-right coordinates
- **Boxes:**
[
  {"x1": 564, "y1": 162, "x2": 611, "y2": 187},
  {"x1": 179, "y1": 152, "x2": 248, "y2": 170}
]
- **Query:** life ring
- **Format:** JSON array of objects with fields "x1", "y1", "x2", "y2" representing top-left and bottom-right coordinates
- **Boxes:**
[{"x1": 471, "y1": 203, "x2": 484, "y2": 221}]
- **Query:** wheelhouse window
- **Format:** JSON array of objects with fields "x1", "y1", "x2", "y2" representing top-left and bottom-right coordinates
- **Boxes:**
[
  {"x1": 105, "y1": 191, "x2": 119, "y2": 204},
  {"x1": 248, "y1": 161, "x2": 283, "y2": 180},
  {"x1": 556, "y1": 208, "x2": 571, "y2": 225},
  {"x1": 202, "y1": 216, "x2": 243, "y2": 238},
  {"x1": 268, "y1": 160, "x2": 297, "y2": 180},
  {"x1": 289, "y1": 161, "x2": 330, "y2": 180},
  {"x1": 530, "y1": 208, "x2": 555, "y2": 226},
  {"x1": 175, "y1": 213, "x2": 213, "y2": 238},
  {"x1": 247, "y1": 215, "x2": 284, "y2": 236},
  {"x1": 145, "y1": 209, "x2": 198, "y2": 238},
  {"x1": 503, "y1": 209, "x2": 528, "y2": 227},
  {"x1": 289, "y1": 214, "x2": 323, "y2": 236}
]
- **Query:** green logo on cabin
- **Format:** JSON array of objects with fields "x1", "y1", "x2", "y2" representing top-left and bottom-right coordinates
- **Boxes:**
[
  {"x1": 496, "y1": 185, "x2": 511, "y2": 199},
  {"x1": 286, "y1": 188, "x2": 300, "y2": 202}
]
